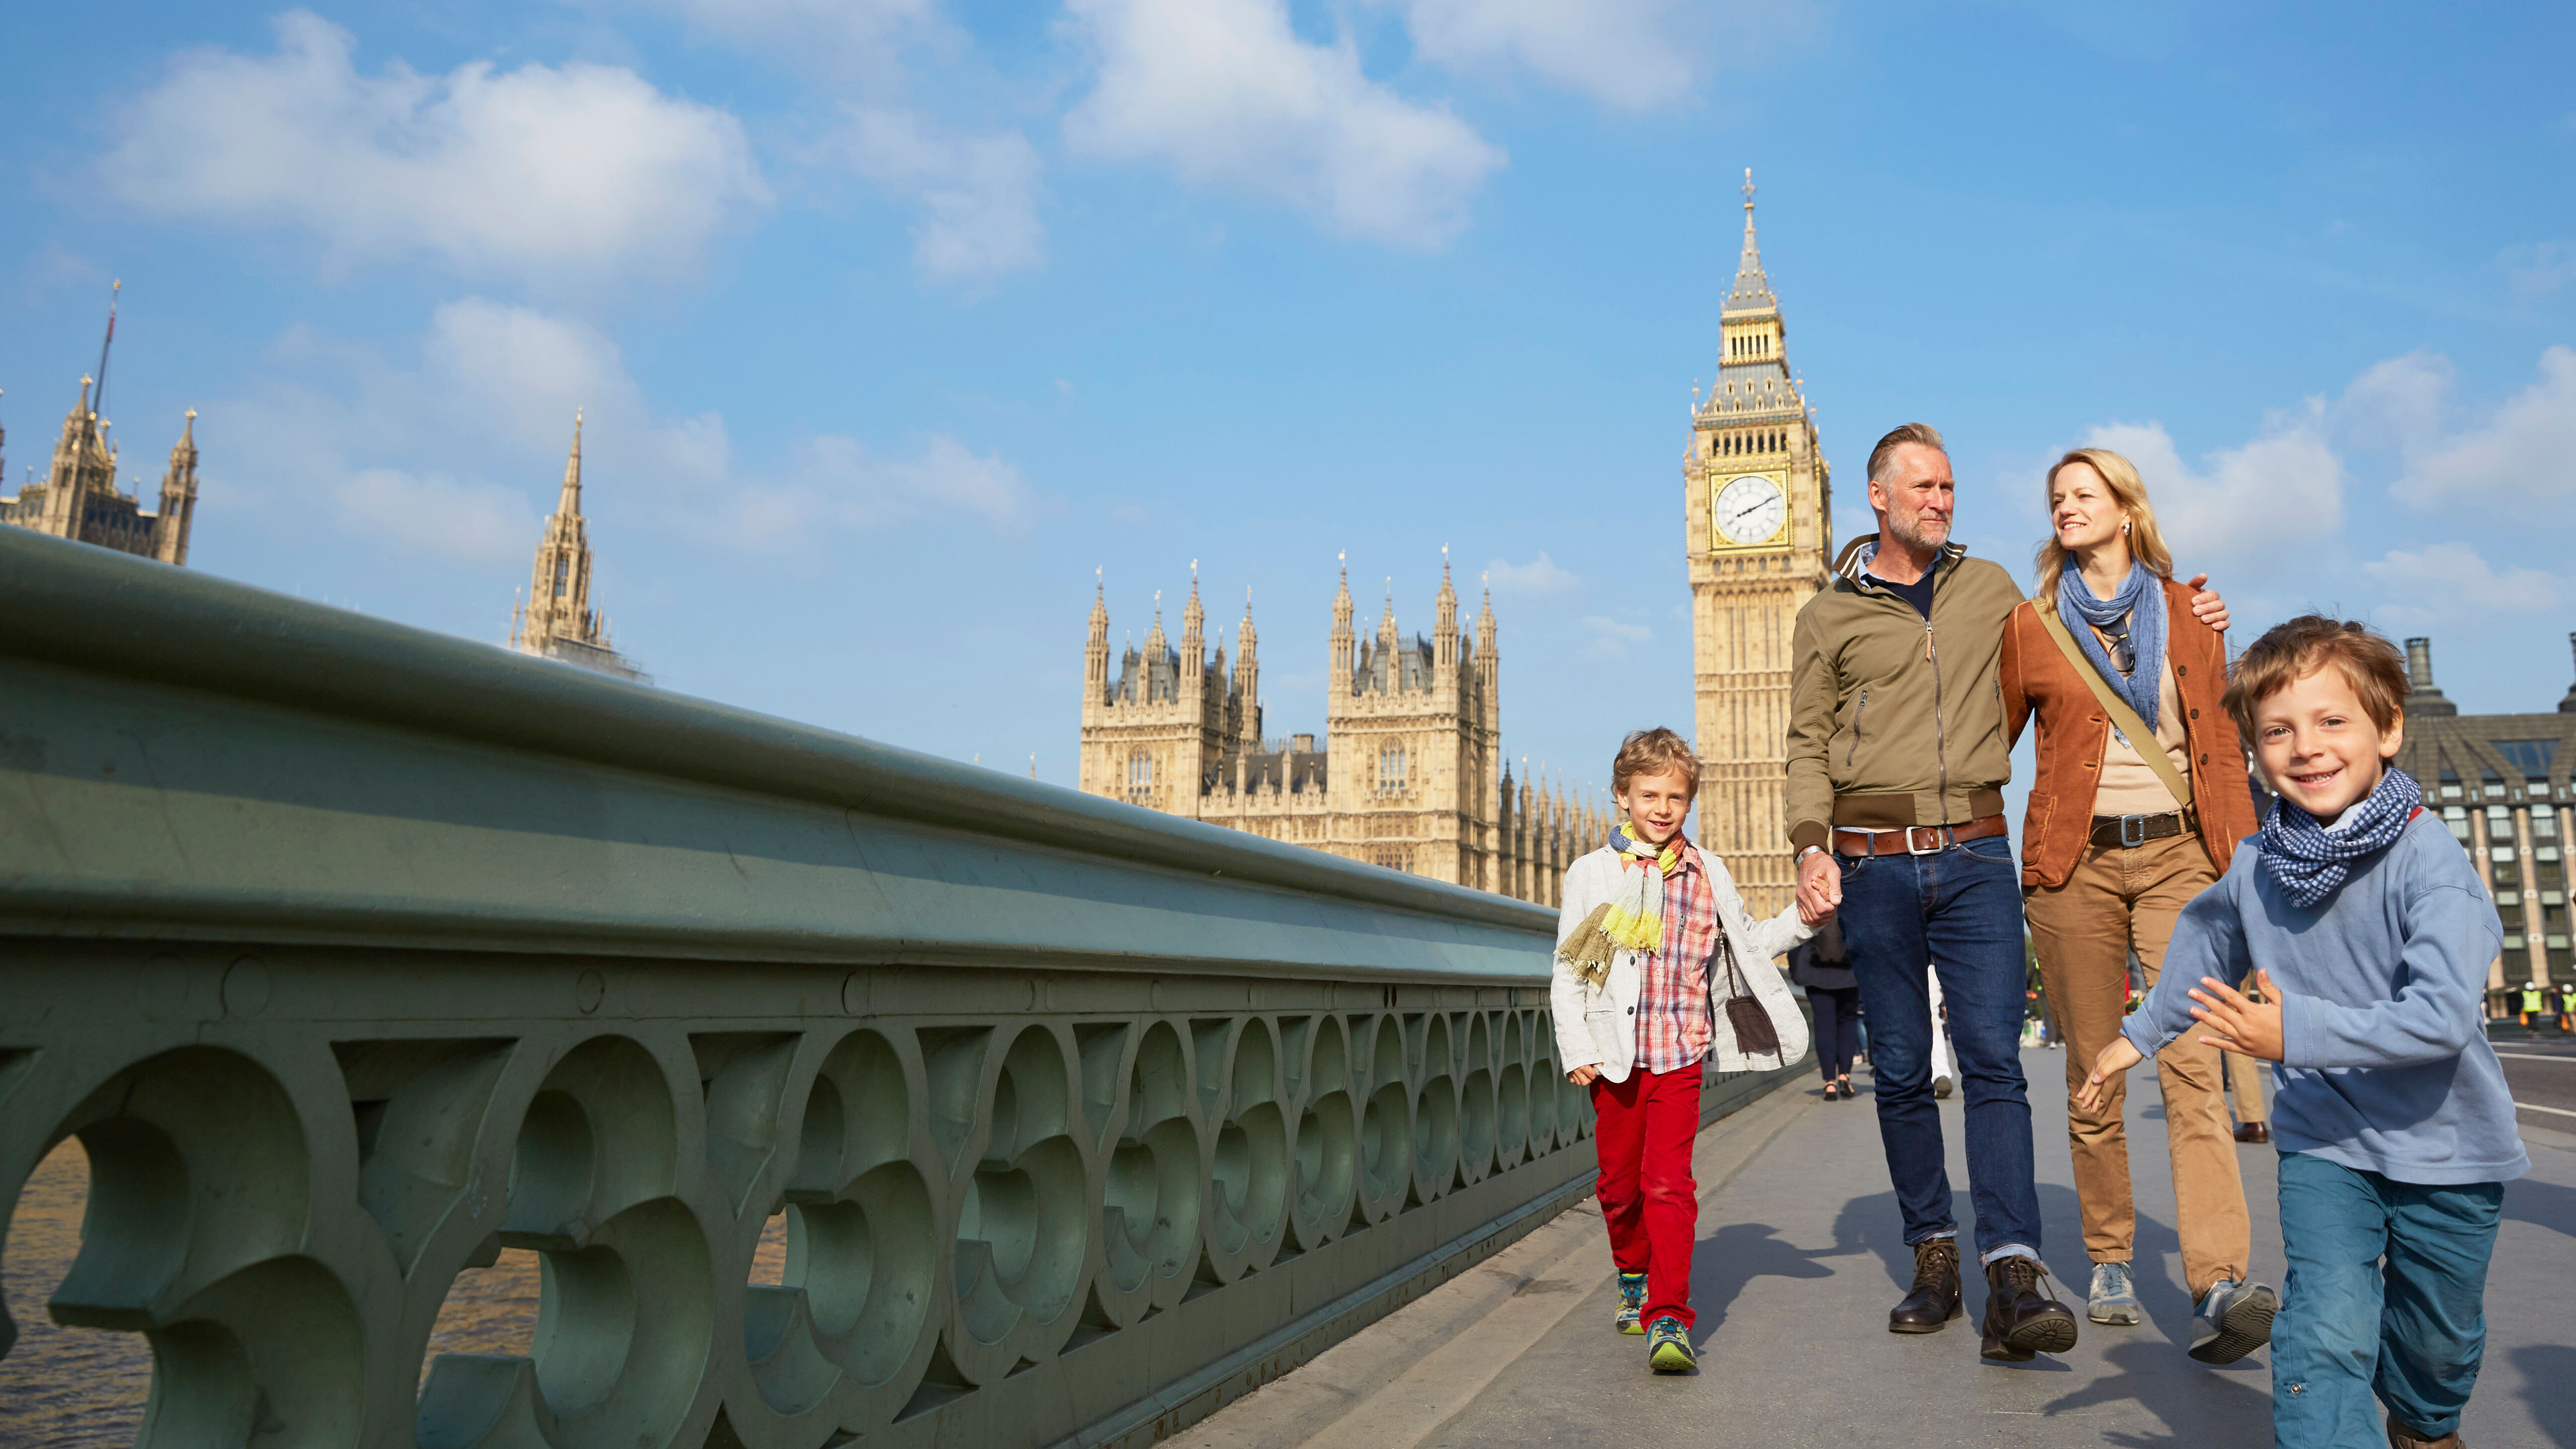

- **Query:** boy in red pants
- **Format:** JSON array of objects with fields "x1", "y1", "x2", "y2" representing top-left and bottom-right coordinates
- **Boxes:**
[{"x1": 1551, "y1": 727, "x2": 1826, "y2": 1371}]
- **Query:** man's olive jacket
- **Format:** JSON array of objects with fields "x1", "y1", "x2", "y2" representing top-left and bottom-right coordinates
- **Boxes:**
[{"x1": 1785, "y1": 534, "x2": 2025, "y2": 853}]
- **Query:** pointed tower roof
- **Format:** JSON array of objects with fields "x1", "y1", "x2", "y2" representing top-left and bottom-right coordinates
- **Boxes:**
[
  {"x1": 1240, "y1": 584, "x2": 1258, "y2": 647},
  {"x1": 557, "y1": 409, "x2": 585, "y2": 517},
  {"x1": 1088, "y1": 568, "x2": 1109, "y2": 637},
  {"x1": 1723, "y1": 168, "x2": 1776, "y2": 318},
  {"x1": 1144, "y1": 589, "x2": 1167, "y2": 657}
]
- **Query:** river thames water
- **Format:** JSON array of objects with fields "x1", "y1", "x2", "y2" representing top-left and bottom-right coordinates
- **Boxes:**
[{"x1": 1, "y1": 1139, "x2": 790, "y2": 1446}]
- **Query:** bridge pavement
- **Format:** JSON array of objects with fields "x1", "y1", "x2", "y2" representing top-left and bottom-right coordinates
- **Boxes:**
[{"x1": 1177, "y1": 1046, "x2": 2576, "y2": 1449}]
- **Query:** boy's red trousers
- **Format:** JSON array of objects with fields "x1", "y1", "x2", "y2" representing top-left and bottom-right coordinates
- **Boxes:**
[{"x1": 1590, "y1": 1062, "x2": 1702, "y2": 1329}]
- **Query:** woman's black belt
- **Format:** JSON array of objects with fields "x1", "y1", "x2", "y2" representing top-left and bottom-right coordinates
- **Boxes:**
[{"x1": 2088, "y1": 810, "x2": 2196, "y2": 849}]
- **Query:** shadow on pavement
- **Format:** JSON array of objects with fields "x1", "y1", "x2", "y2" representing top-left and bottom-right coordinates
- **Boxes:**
[
  {"x1": 2510, "y1": 1344, "x2": 2576, "y2": 1448},
  {"x1": 1683, "y1": 1220, "x2": 1836, "y2": 1340},
  {"x1": 2041, "y1": 1338, "x2": 2274, "y2": 1446},
  {"x1": 2506, "y1": 1175, "x2": 2576, "y2": 1240}
]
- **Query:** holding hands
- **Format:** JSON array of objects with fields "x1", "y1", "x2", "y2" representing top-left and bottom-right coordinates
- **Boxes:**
[{"x1": 1796, "y1": 849, "x2": 1841, "y2": 926}]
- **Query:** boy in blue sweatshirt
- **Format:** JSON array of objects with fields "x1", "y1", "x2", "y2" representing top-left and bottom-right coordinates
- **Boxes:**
[{"x1": 2080, "y1": 616, "x2": 2526, "y2": 1449}]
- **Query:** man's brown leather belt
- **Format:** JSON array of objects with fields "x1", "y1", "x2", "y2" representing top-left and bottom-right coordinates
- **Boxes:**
[
  {"x1": 2088, "y1": 810, "x2": 2196, "y2": 849},
  {"x1": 1833, "y1": 815, "x2": 2008, "y2": 857}
]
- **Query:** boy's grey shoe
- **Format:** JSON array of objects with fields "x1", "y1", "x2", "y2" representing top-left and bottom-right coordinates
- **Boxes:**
[
  {"x1": 1615, "y1": 1271, "x2": 1648, "y2": 1334},
  {"x1": 2087, "y1": 1260, "x2": 2143, "y2": 1325},
  {"x1": 1933, "y1": 1072, "x2": 1955, "y2": 1099},
  {"x1": 1646, "y1": 1315, "x2": 1696, "y2": 1373},
  {"x1": 2189, "y1": 1278, "x2": 2278, "y2": 1364}
]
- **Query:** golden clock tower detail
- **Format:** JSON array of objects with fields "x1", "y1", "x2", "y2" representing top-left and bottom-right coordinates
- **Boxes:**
[{"x1": 1686, "y1": 171, "x2": 1831, "y2": 920}]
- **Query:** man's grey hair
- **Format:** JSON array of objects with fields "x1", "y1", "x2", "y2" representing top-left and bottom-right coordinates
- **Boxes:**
[{"x1": 1866, "y1": 423, "x2": 1947, "y2": 483}]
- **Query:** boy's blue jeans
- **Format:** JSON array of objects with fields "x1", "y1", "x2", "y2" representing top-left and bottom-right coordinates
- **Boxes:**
[
  {"x1": 1835, "y1": 833, "x2": 2044, "y2": 1260},
  {"x1": 2275, "y1": 1152, "x2": 2502, "y2": 1446}
]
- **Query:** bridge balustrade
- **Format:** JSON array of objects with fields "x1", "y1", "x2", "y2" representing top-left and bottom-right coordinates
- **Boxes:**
[{"x1": 0, "y1": 529, "x2": 1637, "y2": 1449}]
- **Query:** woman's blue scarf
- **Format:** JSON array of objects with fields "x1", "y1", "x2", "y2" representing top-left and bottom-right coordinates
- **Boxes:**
[
  {"x1": 2257, "y1": 767, "x2": 2423, "y2": 908},
  {"x1": 2055, "y1": 559, "x2": 2166, "y2": 743}
]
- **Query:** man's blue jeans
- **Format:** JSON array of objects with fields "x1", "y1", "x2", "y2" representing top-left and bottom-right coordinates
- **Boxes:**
[
  {"x1": 2273, "y1": 1152, "x2": 2502, "y2": 1446},
  {"x1": 1836, "y1": 833, "x2": 2043, "y2": 1260}
]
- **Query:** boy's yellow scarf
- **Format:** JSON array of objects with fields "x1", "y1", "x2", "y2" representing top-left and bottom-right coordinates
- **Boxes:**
[{"x1": 1561, "y1": 824, "x2": 1684, "y2": 987}]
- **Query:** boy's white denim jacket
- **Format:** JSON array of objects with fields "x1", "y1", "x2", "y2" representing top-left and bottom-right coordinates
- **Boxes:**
[{"x1": 1548, "y1": 843, "x2": 1815, "y2": 1083}]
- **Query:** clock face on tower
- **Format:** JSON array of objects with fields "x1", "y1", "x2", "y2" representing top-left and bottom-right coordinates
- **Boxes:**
[{"x1": 1711, "y1": 474, "x2": 1788, "y2": 549}]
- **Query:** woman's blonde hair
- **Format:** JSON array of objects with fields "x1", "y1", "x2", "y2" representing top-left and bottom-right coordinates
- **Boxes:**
[{"x1": 2033, "y1": 447, "x2": 2174, "y2": 589}]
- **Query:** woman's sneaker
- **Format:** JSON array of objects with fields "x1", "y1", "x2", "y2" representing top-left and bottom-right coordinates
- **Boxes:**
[
  {"x1": 2189, "y1": 1278, "x2": 2278, "y2": 1364},
  {"x1": 1646, "y1": 1316, "x2": 1695, "y2": 1373},
  {"x1": 2087, "y1": 1260, "x2": 2143, "y2": 1325},
  {"x1": 1615, "y1": 1272, "x2": 1648, "y2": 1334}
]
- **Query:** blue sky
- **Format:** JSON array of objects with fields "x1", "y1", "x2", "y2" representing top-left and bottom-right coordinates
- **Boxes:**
[{"x1": 5, "y1": 0, "x2": 2572, "y2": 814}]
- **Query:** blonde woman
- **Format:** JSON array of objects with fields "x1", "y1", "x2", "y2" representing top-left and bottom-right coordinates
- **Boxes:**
[{"x1": 1998, "y1": 448, "x2": 2271, "y2": 1362}]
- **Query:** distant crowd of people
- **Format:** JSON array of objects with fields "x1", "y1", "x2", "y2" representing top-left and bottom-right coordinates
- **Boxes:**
[{"x1": 1548, "y1": 423, "x2": 2526, "y2": 1449}]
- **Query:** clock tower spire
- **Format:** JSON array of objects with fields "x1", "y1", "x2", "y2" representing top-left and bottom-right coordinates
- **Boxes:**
[{"x1": 1684, "y1": 169, "x2": 1832, "y2": 918}]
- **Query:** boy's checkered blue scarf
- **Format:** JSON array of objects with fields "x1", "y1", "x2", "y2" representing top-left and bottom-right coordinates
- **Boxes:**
[{"x1": 2257, "y1": 767, "x2": 2422, "y2": 908}]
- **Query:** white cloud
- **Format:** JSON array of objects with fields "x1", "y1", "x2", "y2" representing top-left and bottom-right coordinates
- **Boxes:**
[
  {"x1": 729, "y1": 433, "x2": 1035, "y2": 548},
  {"x1": 1485, "y1": 551, "x2": 1578, "y2": 596},
  {"x1": 213, "y1": 298, "x2": 1026, "y2": 561},
  {"x1": 833, "y1": 107, "x2": 1046, "y2": 279},
  {"x1": 2361, "y1": 542, "x2": 2563, "y2": 618},
  {"x1": 637, "y1": 0, "x2": 944, "y2": 82},
  {"x1": 2502, "y1": 241, "x2": 2576, "y2": 301},
  {"x1": 2334, "y1": 350, "x2": 2453, "y2": 455},
  {"x1": 2387, "y1": 346, "x2": 2576, "y2": 504},
  {"x1": 102, "y1": 11, "x2": 769, "y2": 283},
  {"x1": 1578, "y1": 614, "x2": 1649, "y2": 659},
  {"x1": 1062, "y1": 0, "x2": 1506, "y2": 248},
  {"x1": 2080, "y1": 408, "x2": 2345, "y2": 572},
  {"x1": 335, "y1": 468, "x2": 537, "y2": 562},
  {"x1": 1375, "y1": 0, "x2": 1701, "y2": 109}
]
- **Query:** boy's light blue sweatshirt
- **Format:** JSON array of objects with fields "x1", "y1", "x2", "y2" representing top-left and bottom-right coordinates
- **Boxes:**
[{"x1": 2123, "y1": 812, "x2": 2529, "y2": 1185}]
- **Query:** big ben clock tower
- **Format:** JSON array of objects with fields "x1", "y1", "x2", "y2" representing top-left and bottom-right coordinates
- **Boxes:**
[{"x1": 1686, "y1": 170, "x2": 1831, "y2": 920}]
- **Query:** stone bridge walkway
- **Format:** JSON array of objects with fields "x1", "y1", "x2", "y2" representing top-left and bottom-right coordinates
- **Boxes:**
[{"x1": 1173, "y1": 1046, "x2": 2576, "y2": 1449}]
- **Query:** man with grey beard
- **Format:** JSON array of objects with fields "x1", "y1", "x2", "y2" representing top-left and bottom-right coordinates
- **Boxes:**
[{"x1": 1786, "y1": 423, "x2": 2229, "y2": 1360}]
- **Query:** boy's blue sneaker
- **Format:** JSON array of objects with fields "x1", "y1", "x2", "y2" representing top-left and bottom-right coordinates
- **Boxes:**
[
  {"x1": 2188, "y1": 1277, "x2": 2277, "y2": 1364},
  {"x1": 1615, "y1": 1272, "x2": 1648, "y2": 1334},
  {"x1": 2086, "y1": 1260, "x2": 2142, "y2": 1325},
  {"x1": 1646, "y1": 1316, "x2": 1695, "y2": 1373}
]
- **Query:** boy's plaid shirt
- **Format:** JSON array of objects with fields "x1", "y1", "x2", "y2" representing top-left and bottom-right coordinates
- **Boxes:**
[{"x1": 1636, "y1": 845, "x2": 1721, "y2": 1073}]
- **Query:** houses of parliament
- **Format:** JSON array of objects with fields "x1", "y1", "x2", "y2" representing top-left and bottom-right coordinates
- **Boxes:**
[
  {"x1": 1079, "y1": 173, "x2": 1829, "y2": 917},
  {"x1": 0, "y1": 376, "x2": 199, "y2": 566},
  {"x1": 1077, "y1": 561, "x2": 1607, "y2": 906}
]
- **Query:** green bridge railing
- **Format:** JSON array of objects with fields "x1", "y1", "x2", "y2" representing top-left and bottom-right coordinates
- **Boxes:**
[{"x1": 0, "y1": 527, "x2": 1678, "y2": 1448}]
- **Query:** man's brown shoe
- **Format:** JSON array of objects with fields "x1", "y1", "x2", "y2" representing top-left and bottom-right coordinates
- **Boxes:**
[
  {"x1": 2235, "y1": 1121, "x2": 2270, "y2": 1144},
  {"x1": 1980, "y1": 1255, "x2": 2079, "y2": 1361},
  {"x1": 1888, "y1": 1238, "x2": 1962, "y2": 1333},
  {"x1": 2386, "y1": 1413, "x2": 2465, "y2": 1448}
]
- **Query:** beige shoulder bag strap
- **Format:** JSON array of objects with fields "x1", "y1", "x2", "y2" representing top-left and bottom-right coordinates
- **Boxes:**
[{"x1": 2034, "y1": 604, "x2": 2195, "y2": 816}]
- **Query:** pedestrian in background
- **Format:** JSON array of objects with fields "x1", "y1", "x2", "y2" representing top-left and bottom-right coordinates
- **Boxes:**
[
  {"x1": 2000, "y1": 447, "x2": 2261, "y2": 1343},
  {"x1": 2224, "y1": 1051, "x2": 2271, "y2": 1143},
  {"x1": 1790, "y1": 917, "x2": 1860, "y2": 1099}
]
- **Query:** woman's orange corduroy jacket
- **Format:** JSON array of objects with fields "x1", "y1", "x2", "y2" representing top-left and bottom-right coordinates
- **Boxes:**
[{"x1": 1998, "y1": 575, "x2": 2261, "y2": 892}]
